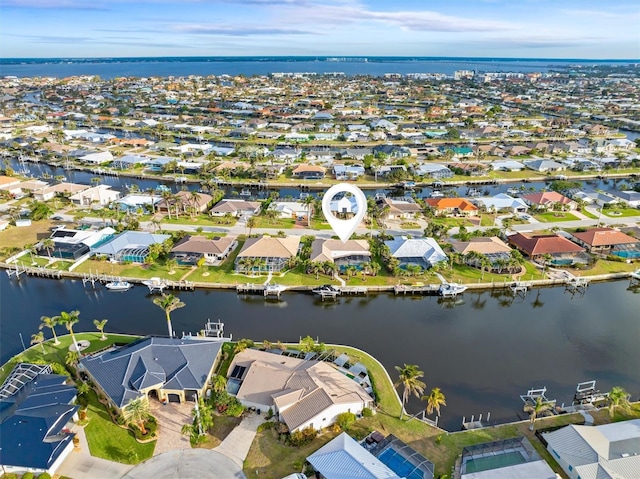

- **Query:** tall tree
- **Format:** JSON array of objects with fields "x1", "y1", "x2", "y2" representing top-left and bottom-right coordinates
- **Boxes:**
[
  {"x1": 31, "y1": 331, "x2": 45, "y2": 353},
  {"x1": 39, "y1": 315, "x2": 60, "y2": 345},
  {"x1": 422, "y1": 387, "x2": 447, "y2": 417},
  {"x1": 152, "y1": 293, "x2": 185, "y2": 338},
  {"x1": 394, "y1": 364, "x2": 426, "y2": 420},
  {"x1": 523, "y1": 396, "x2": 554, "y2": 431},
  {"x1": 93, "y1": 319, "x2": 108, "y2": 341},
  {"x1": 246, "y1": 216, "x2": 257, "y2": 236},
  {"x1": 58, "y1": 310, "x2": 81, "y2": 353}
]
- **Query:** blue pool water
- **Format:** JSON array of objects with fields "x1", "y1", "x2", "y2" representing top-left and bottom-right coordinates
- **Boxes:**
[
  {"x1": 614, "y1": 250, "x2": 640, "y2": 259},
  {"x1": 378, "y1": 448, "x2": 424, "y2": 479}
]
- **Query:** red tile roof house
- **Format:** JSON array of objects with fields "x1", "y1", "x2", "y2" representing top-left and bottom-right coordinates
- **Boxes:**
[
  {"x1": 425, "y1": 198, "x2": 479, "y2": 217},
  {"x1": 569, "y1": 227, "x2": 639, "y2": 258},
  {"x1": 521, "y1": 191, "x2": 577, "y2": 211},
  {"x1": 507, "y1": 232, "x2": 589, "y2": 266}
]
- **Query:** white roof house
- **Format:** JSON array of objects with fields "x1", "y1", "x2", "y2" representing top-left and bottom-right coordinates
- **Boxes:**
[
  {"x1": 307, "y1": 433, "x2": 402, "y2": 479},
  {"x1": 385, "y1": 237, "x2": 447, "y2": 269},
  {"x1": 79, "y1": 151, "x2": 113, "y2": 165},
  {"x1": 69, "y1": 185, "x2": 120, "y2": 206},
  {"x1": 269, "y1": 201, "x2": 309, "y2": 218},
  {"x1": 543, "y1": 419, "x2": 640, "y2": 479},
  {"x1": 474, "y1": 193, "x2": 529, "y2": 213},
  {"x1": 491, "y1": 160, "x2": 525, "y2": 171},
  {"x1": 227, "y1": 349, "x2": 373, "y2": 433}
]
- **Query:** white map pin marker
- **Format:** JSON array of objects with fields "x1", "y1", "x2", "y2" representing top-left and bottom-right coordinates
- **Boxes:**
[{"x1": 322, "y1": 183, "x2": 367, "y2": 243}]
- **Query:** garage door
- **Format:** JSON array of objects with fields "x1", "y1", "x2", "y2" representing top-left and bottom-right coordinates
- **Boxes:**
[{"x1": 167, "y1": 393, "x2": 181, "y2": 403}]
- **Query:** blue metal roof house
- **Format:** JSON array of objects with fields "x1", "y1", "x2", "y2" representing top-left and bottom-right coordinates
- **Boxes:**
[
  {"x1": 0, "y1": 364, "x2": 78, "y2": 475},
  {"x1": 80, "y1": 337, "x2": 223, "y2": 410}
]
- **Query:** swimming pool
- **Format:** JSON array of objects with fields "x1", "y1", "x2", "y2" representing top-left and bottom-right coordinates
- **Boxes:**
[
  {"x1": 377, "y1": 448, "x2": 424, "y2": 479},
  {"x1": 613, "y1": 250, "x2": 640, "y2": 259},
  {"x1": 464, "y1": 450, "x2": 526, "y2": 473}
]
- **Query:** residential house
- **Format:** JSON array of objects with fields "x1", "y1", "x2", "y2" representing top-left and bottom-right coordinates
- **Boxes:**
[
  {"x1": 569, "y1": 227, "x2": 639, "y2": 258},
  {"x1": 210, "y1": 199, "x2": 261, "y2": 217},
  {"x1": 508, "y1": 232, "x2": 587, "y2": 265},
  {"x1": 451, "y1": 237, "x2": 516, "y2": 273},
  {"x1": 117, "y1": 194, "x2": 162, "y2": 213},
  {"x1": 523, "y1": 159, "x2": 566, "y2": 172},
  {"x1": 413, "y1": 163, "x2": 454, "y2": 179},
  {"x1": 79, "y1": 151, "x2": 113, "y2": 165},
  {"x1": 40, "y1": 226, "x2": 116, "y2": 260},
  {"x1": 291, "y1": 164, "x2": 325, "y2": 179},
  {"x1": 333, "y1": 164, "x2": 365, "y2": 180},
  {"x1": 542, "y1": 419, "x2": 640, "y2": 479},
  {"x1": 170, "y1": 235, "x2": 238, "y2": 265},
  {"x1": 385, "y1": 237, "x2": 447, "y2": 270},
  {"x1": 235, "y1": 235, "x2": 300, "y2": 273},
  {"x1": 310, "y1": 239, "x2": 371, "y2": 269},
  {"x1": 376, "y1": 197, "x2": 422, "y2": 219},
  {"x1": 570, "y1": 190, "x2": 619, "y2": 207},
  {"x1": 157, "y1": 190, "x2": 213, "y2": 214},
  {"x1": 269, "y1": 201, "x2": 309, "y2": 220},
  {"x1": 0, "y1": 363, "x2": 78, "y2": 476},
  {"x1": 32, "y1": 182, "x2": 89, "y2": 202},
  {"x1": 473, "y1": 193, "x2": 528, "y2": 214},
  {"x1": 608, "y1": 190, "x2": 640, "y2": 207},
  {"x1": 521, "y1": 191, "x2": 577, "y2": 210},
  {"x1": 227, "y1": 349, "x2": 373, "y2": 433},
  {"x1": 145, "y1": 156, "x2": 176, "y2": 172},
  {"x1": 307, "y1": 433, "x2": 403, "y2": 479},
  {"x1": 80, "y1": 337, "x2": 223, "y2": 410},
  {"x1": 490, "y1": 159, "x2": 525, "y2": 171},
  {"x1": 425, "y1": 198, "x2": 478, "y2": 216},
  {"x1": 68, "y1": 184, "x2": 120, "y2": 206},
  {"x1": 373, "y1": 144, "x2": 410, "y2": 158},
  {"x1": 111, "y1": 154, "x2": 148, "y2": 170},
  {"x1": 91, "y1": 231, "x2": 170, "y2": 263},
  {"x1": 375, "y1": 165, "x2": 407, "y2": 177}
]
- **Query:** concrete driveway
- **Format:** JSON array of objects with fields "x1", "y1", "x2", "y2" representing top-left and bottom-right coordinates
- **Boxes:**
[
  {"x1": 121, "y1": 449, "x2": 246, "y2": 479},
  {"x1": 150, "y1": 400, "x2": 194, "y2": 455}
]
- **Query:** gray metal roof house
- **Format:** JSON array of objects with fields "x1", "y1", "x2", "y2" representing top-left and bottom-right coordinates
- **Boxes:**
[
  {"x1": 0, "y1": 364, "x2": 78, "y2": 475},
  {"x1": 80, "y1": 337, "x2": 223, "y2": 410}
]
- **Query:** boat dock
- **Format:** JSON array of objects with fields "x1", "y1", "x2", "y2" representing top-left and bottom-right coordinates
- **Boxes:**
[
  {"x1": 340, "y1": 286, "x2": 367, "y2": 295},
  {"x1": 237, "y1": 283, "x2": 287, "y2": 298},
  {"x1": 6, "y1": 263, "x2": 62, "y2": 280},
  {"x1": 393, "y1": 284, "x2": 440, "y2": 295},
  {"x1": 142, "y1": 277, "x2": 194, "y2": 293},
  {"x1": 565, "y1": 276, "x2": 590, "y2": 293},
  {"x1": 462, "y1": 413, "x2": 491, "y2": 430}
]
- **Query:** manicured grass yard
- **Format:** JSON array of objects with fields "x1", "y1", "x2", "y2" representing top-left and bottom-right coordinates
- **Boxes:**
[
  {"x1": 193, "y1": 415, "x2": 242, "y2": 449},
  {"x1": 534, "y1": 211, "x2": 580, "y2": 223},
  {"x1": 602, "y1": 207, "x2": 640, "y2": 218},
  {"x1": 84, "y1": 389, "x2": 155, "y2": 464}
]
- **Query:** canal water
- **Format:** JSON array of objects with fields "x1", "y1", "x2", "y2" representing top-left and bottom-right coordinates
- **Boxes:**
[{"x1": 1, "y1": 273, "x2": 638, "y2": 431}]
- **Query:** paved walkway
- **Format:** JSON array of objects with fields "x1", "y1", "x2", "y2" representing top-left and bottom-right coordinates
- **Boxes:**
[
  {"x1": 56, "y1": 424, "x2": 133, "y2": 479},
  {"x1": 150, "y1": 400, "x2": 194, "y2": 455},
  {"x1": 213, "y1": 412, "x2": 265, "y2": 467}
]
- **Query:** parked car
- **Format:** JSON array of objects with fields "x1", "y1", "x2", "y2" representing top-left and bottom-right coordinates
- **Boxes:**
[{"x1": 281, "y1": 474, "x2": 307, "y2": 479}]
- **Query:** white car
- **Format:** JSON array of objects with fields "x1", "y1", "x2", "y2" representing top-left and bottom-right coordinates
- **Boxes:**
[{"x1": 281, "y1": 474, "x2": 307, "y2": 479}]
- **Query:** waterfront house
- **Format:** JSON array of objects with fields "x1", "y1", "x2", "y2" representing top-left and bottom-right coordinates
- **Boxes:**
[
  {"x1": 80, "y1": 337, "x2": 223, "y2": 409},
  {"x1": 426, "y1": 197, "x2": 478, "y2": 217},
  {"x1": 412, "y1": 162, "x2": 454, "y2": 179},
  {"x1": 210, "y1": 199, "x2": 261, "y2": 217},
  {"x1": 117, "y1": 194, "x2": 162, "y2": 213},
  {"x1": 235, "y1": 235, "x2": 300, "y2": 273},
  {"x1": 607, "y1": 190, "x2": 640, "y2": 207},
  {"x1": 310, "y1": 239, "x2": 371, "y2": 269},
  {"x1": 542, "y1": 419, "x2": 640, "y2": 479},
  {"x1": 333, "y1": 164, "x2": 365, "y2": 180},
  {"x1": 157, "y1": 190, "x2": 213, "y2": 214},
  {"x1": 521, "y1": 191, "x2": 577, "y2": 211},
  {"x1": 376, "y1": 197, "x2": 423, "y2": 219},
  {"x1": 569, "y1": 227, "x2": 639, "y2": 258},
  {"x1": 385, "y1": 237, "x2": 447, "y2": 270},
  {"x1": 32, "y1": 182, "x2": 89, "y2": 202},
  {"x1": 269, "y1": 201, "x2": 309, "y2": 220},
  {"x1": 570, "y1": 189, "x2": 619, "y2": 207},
  {"x1": 68, "y1": 184, "x2": 120, "y2": 207},
  {"x1": 291, "y1": 164, "x2": 325, "y2": 180},
  {"x1": 91, "y1": 231, "x2": 170, "y2": 263},
  {"x1": 145, "y1": 156, "x2": 176, "y2": 172},
  {"x1": 473, "y1": 193, "x2": 528, "y2": 214},
  {"x1": 227, "y1": 349, "x2": 373, "y2": 433},
  {"x1": 79, "y1": 151, "x2": 113, "y2": 165},
  {"x1": 111, "y1": 154, "x2": 148, "y2": 170},
  {"x1": 0, "y1": 363, "x2": 78, "y2": 476},
  {"x1": 40, "y1": 226, "x2": 116, "y2": 260},
  {"x1": 523, "y1": 159, "x2": 566, "y2": 172},
  {"x1": 508, "y1": 232, "x2": 587, "y2": 265},
  {"x1": 171, "y1": 235, "x2": 237, "y2": 265},
  {"x1": 451, "y1": 237, "x2": 516, "y2": 273}
]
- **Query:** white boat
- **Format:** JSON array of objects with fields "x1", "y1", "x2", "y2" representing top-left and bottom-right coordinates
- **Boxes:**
[
  {"x1": 430, "y1": 191, "x2": 444, "y2": 198},
  {"x1": 312, "y1": 284, "x2": 341, "y2": 296},
  {"x1": 105, "y1": 280, "x2": 132, "y2": 291},
  {"x1": 439, "y1": 283, "x2": 467, "y2": 297},
  {"x1": 507, "y1": 187, "x2": 520, "y2": 195}
]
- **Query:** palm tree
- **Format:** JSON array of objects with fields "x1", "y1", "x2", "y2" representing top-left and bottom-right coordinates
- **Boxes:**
[
  {"x1": 31, "y1": 331, "x2": 45, "y2": 353},
  {"x1": 302, "y1": 195, "x2": 314, "y2": 227},
  {"x1": 123, "y1": 398, "x2": 150, "y2": 435},
  {"x1": 39, "y1": 315, "x2": 60, "y2": 345},
  {"x1": 394, "y1": 364, "x2": 426, "y2": 420},
  {"x1": 523, "y1": 396, "x2": 554, "y2": 431},
  {"x1": 42, "y1": 238, "x2": 55, "y2": 259},
  {"x1": 607, "y1": 386, "x2": 631, "y2": 418},
  {"x1": 213, "y1": 375, "x2": 227, "y2": 394},
  {"x1": 93, "y1": 319, "x2": 108, "y2": 341},
  {"x1": 65, "y1": 350, "x2": 79, "y2": 368},
  {"x1": 152, "y1": 293, "x2": 185, "y2": 338},
  {"x1": 422, "y1": 387, "x2": 446, "y2": 417},
  {"x1": 246, "y1": 216, "x2": 257, "y2": 236},
  {"x1": 58, "y1": 310, "x2": 81, "y2": 353}
]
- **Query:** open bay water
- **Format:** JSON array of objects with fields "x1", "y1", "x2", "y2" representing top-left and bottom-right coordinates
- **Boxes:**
[
  {"x1": 1, "y1": 56, "x2": 635, "y2": 79},
  {"x1": 1, "y1": 273, "x2": 638, "y2": 431}
]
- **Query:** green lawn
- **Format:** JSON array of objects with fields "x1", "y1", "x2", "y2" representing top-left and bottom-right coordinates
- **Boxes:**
[
  {"x1": 73, "y1": 259, "x2": 192, "y2": 280},
  {"x1": 534, "y1": 211, "x2": 580, "y2": 223},
  {"x1": 581, "y1": 209, "x2": 599, "y2": 219},
  {"x1": 602, "y1": 207, "x2": 640, "y2": 218},
  {"x1": 84, "y1": 390, "x2": 155, "y2": 464},
  {"x1": 569, "y1": 259, "x2": 639, "y2": 276},
  {"x1": 252, "y1": 216, "x2": 297, "y2": 229},
  {"x1": 163, "y1": 214, "x2": 238, "y2": 227}
]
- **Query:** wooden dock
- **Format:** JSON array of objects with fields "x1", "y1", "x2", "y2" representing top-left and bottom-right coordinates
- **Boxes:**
[
  {"x1": 340, "y1": 286, "x2": 367, "y2": 295},
  {"x1": 393, "y1": 284, "x2": 440, "y2": 295}
]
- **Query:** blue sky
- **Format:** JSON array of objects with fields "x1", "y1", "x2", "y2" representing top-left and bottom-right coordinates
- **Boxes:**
[{"x1": 1, "y1": 0, "x2": 639, "y2": 58}]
